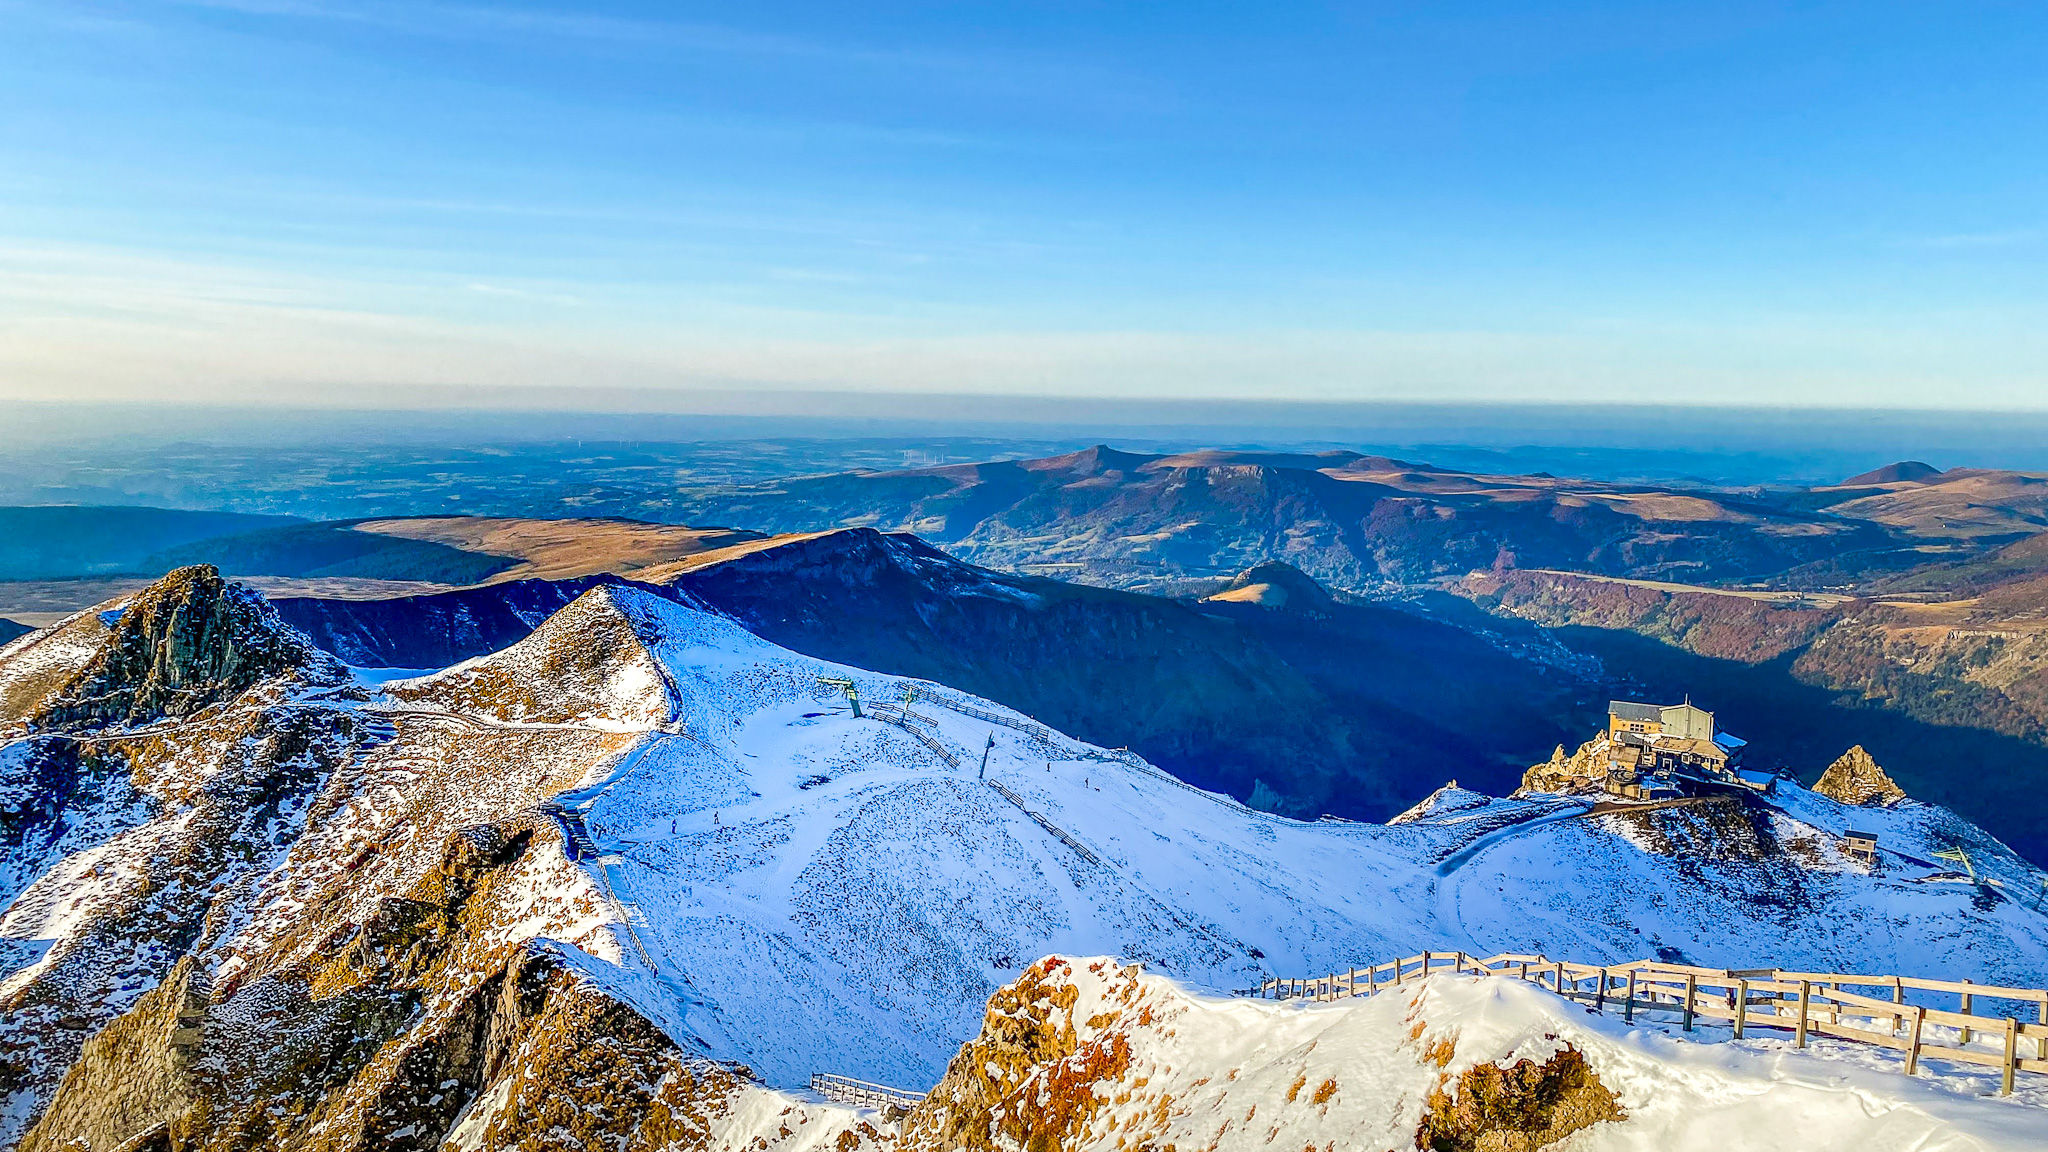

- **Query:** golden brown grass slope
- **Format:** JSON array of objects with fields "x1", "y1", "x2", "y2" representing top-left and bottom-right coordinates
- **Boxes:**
[{"x1": 350, "y1": 517, "x2": 770, "y2": 582}]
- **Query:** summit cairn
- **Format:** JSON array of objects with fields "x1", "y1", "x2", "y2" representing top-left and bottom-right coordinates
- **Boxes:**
[{"x1": 1814, "y1": 745, "x2": 1907, "y2": 807}]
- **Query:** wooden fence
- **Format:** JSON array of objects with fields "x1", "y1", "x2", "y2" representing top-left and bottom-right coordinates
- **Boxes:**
[
  {"x1": 810, "y1": 1072, "x2": 927, "y2": 1112},
  {"x1": 1254, "y1": 951, "x2": 2048, "y2": 1096}
]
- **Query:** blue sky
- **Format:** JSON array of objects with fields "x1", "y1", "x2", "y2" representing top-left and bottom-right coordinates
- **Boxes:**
[{"x1": 3, "y1": 1, "x2": 2046, "y2": 409}]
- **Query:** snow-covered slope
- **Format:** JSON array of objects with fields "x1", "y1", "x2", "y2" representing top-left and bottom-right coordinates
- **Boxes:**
[
  {"x1": 887, "y1": 957, "x2": 2045, "y2": 1152},
  {"x1": 317, "y1": 585, "x2": 2048, "y2": 1086},
  {"x1": 3, "y1": 576, "x2": 2046, "y2": 1150}
]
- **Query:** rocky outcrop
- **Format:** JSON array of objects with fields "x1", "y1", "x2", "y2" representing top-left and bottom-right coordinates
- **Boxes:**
[
  {"x1": 901, "y1": 958, "x2": 1131, "y2": 1152},
  {"x1": 895, "y1": 958, "x2": 1639, "y2": 1152},
  {"x1": 1416, "y1": 1045, "x2": 1625, "y2": 1152},
  {"x1": 1813, "y1": 745, "x2": 1907, "y2": 807},
  {"x1": 19, "y1": 819, "x2": 693, "y2": 1152},
  {"x1": 1519, "y1": 738, "x2": 1607, "y2": 795},
  {"x1": 36, "y1": 565, "x2": 340, "y2": 730}
]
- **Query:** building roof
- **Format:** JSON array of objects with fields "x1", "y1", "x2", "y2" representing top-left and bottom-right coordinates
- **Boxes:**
[
  {"x1": 1844, "y1": 829, "x2": 1879, "y2": 842},
  {"x1": 1735, "y1": 769, "x2": 1775, "y2": 787},
  {"x1": 1609, "y1": 700, "x2": 1663, "y2": 723},
  {"x1": 1718, "y1": 732, "x2": 1748, "y2": 749},
  {"x1": 1641, "y1": 735, "x2": 1728, "y2": 759}
]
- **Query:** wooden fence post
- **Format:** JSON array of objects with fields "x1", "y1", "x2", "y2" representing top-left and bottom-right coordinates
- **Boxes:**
[
  {"x1": 1734, "y1": 979, "x2": 1748, "y2": 1039},
  {"x1": 1795, "y1": 980, "x2": 1811, "y2": 1049},
  {"x1": 1625, "y1": 971, "x2": 1637, "y2": 1023},
  {"x1": 1595, "y1": 968, "x2": 1608, "y2": 1011},
  {"x1": 1422, "y1": 950, "x2": 1432, "y2": 979},
  {"x1": 1891, "y1": 975, "x2": 1904, "y2": 1032},
  {"x1": 1682, "y1": 973, "x2": 1697, "y2": 1032},
  {"x1": 1906, "y1": 1006, "x2": 1926, "y2": 1076},
  {"x1": 2001, "y1": 1017, "x2": 2018, "y2": 1097},
  {"x1": 1958, "y1": 980, "x2": 1973, "y2": 1047},
  {"x1": 1555, "y1": 961, "x2": 1566, "y2": 998}
]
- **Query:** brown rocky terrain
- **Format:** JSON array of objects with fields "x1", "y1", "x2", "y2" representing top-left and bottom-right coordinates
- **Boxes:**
[{"x1": 1813, "y1": 746, "x2": 1906, "y2": 807}]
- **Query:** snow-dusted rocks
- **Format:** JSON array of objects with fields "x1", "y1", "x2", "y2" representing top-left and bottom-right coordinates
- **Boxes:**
[
  {"x1": 2, "y1": 575, "x2": 2046, "y2": 1150},
  {"x1": 889, "y1": 958, "x2": 2042, "y2": 1152},
  {"x1": 1815, "y1": 745, "x2": 1909, "y2": 807}
]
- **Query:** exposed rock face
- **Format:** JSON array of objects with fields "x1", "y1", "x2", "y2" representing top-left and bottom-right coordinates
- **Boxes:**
[
  {"x1": 902, "y1": 958, "x2": 1130, "y2": 1152},
  {"x1": 36, "y1": 565, "x2": 340, "y2": 730},
  {"x1": 1416, "y1": 1045, "x2": 1624, "y2": 1152},
  {"x1": 26, "y1": 820, "x2": 662, "y2": 1152},
  {"x1": 1814, "y1": 745, "x2": 1907, "y2": 807},
  {"x1": 1519, "y1": 738, "x2": 1606, "y2": 795}
]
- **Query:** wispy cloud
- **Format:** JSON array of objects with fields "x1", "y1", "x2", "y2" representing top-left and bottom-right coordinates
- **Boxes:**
[
  {"x1": 154, "y1": 0, "x2": 1140, "y2": 100},
  {"x1": 1902, "y1": 228, "x2": 2043, "y2": 250},
  {"x1": 466, "y1": 281, "x2": 582, "y2": 305}
]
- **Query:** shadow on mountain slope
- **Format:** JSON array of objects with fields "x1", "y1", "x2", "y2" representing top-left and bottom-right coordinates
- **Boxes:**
[{"x1": 272, "y1": 530, "x2": 1588, "y2": 821}]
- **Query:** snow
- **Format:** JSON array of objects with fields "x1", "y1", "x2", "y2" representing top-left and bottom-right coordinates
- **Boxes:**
[
  {"x1": 4, "y1": 580, "x2": 2046, "y2": 1146},
  {"x1": 390, "y1": 586, "x2": 2048, "y2": 1094},
  {"x1": 1034, "y1": 962, "x2": 2048, "y2": 1152}
]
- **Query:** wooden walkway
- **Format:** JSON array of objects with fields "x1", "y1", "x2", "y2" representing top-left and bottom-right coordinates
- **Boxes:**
[
  {"x1": 811, "y1": 1072, "x2": 926, "y2": 1112},
  {"x1": 1255, "y1": 951, "x2": 2048, "y2": 1096}
]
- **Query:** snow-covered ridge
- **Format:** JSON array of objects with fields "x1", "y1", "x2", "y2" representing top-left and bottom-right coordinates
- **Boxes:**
[
  {"x1": 4, "y1": 576, "x2": 2048, "y2": 1150},
  {"x1": 879, "y1": 957, "x2": 2045, "y2": 1152}
]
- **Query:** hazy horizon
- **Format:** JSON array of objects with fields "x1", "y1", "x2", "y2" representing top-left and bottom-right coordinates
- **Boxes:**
[
  {"x1": 6, "y1": 2, "x2": 2046, "y2": 410},
  {"x1": 10, "y1": 393, "x2": 2048, "y2": 490}
]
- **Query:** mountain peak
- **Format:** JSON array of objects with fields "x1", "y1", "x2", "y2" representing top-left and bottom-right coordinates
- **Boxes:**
[
  {"x1": 36, "y1": 564, "x2": 336, "y2": 729},
  {"x1": 1201, "y1": 560, "x2": 1335, "y2": 611},
  {"x1": 1840, "y1": 460, "x2": 1942, "y2": 486},
  {"x1": 1021, "y1": 444, "x2": 1160, "y2": 476},
  {"x1": 384, "y1": 583, "x2": 687, "y2": 728},
  {"x1": 1813, "y1": 745, "x2": 1908, "y2": 806}
]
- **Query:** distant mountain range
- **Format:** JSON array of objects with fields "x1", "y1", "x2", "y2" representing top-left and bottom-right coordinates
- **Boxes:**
[
  {"x1": 11, "y1": 450, "x2": 2047, "y2": 594},
  {"x1": 8, "y1": 451, "x2": 2048, "y2": 856}
]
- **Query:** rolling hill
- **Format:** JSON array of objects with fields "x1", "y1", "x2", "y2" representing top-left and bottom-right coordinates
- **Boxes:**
[{"x1": 658, "y1": 446, "x2": 1888, "y2": 591}]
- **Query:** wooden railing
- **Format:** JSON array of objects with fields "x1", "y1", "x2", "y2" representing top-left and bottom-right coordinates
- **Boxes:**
[
  {"x1": 810, "y1": 1072, "x2": 927, "y2": 1112},
  {"x1": 1253, "y1": 951, "x2": 2048, "y2": 1096}
]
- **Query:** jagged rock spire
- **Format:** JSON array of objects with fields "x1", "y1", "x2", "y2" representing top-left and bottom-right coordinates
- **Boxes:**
[
  {"x1": 37, "y1": 564, "x2": 334, "y2": 728},
  {"x1": 1813, "y1": 745, "x2": 1907, "y2": 807}
]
